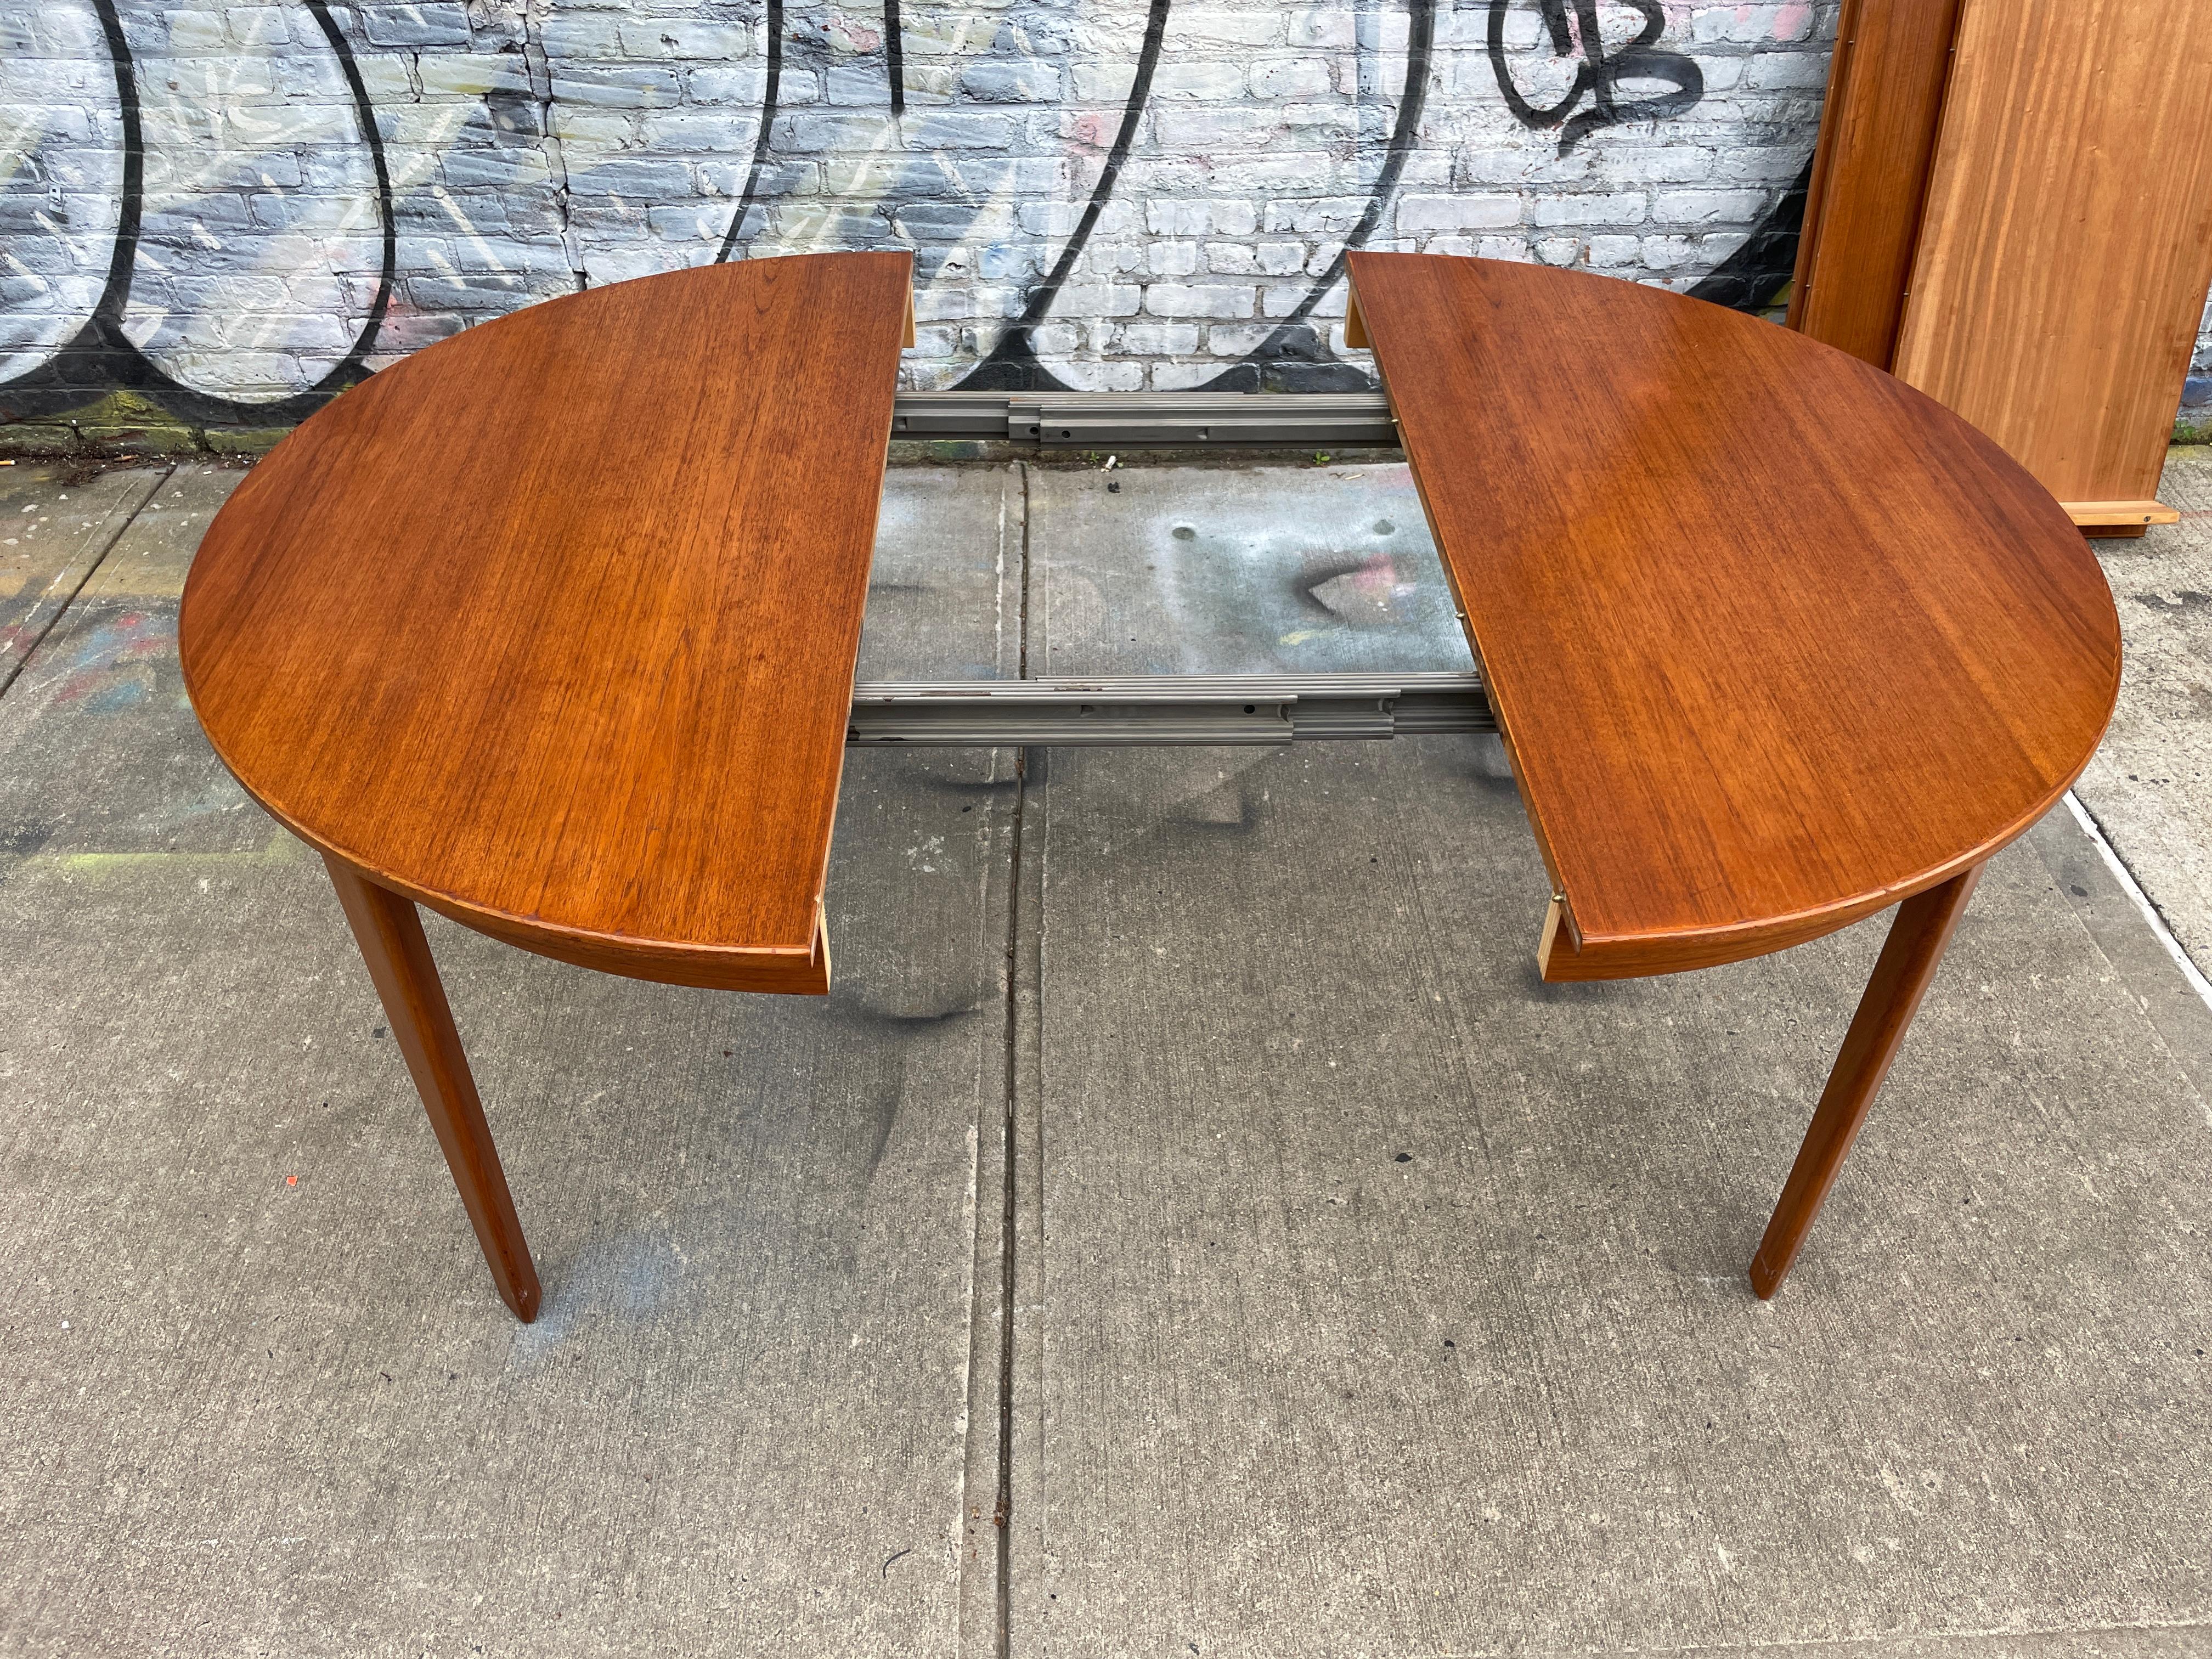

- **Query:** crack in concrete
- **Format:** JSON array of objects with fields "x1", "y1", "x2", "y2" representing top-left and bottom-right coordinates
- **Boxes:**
[{"x1": 0, "y1": 464, "x2": 175, "y2": 702}]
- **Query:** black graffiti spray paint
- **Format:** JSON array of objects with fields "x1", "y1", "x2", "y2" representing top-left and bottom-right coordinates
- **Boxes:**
[
  {"x1": 714, "y1": 0, "x2": 787, "y2": 262},
  {"x1": 0, "y1": 0, "x2": 396, "y2": 427},
  {"x1": 1485, "y1": 0, "x2": 1702, "y2": 155},
  {"x1": 1206, "y1": 0, "x2": 1437, "y2": 391},
  {"x1": 952, "y1": 0, "x2": 1174, "y2": 390},
  {"x1": 884, "y1": 0, "x2": 906, "y2": 116},
  {"x1": 1686, "y1": 158, "x2": 1812, "y2": 312},
  {"x1": 954, "y1": 0, "x2": 1438, "y2": 392},
  {"x1": 3, "y1": 0, "x2": 1803, "y2": 428}
]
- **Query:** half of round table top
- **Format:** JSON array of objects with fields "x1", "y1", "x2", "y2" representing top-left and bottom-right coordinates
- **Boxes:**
[
  {"x1": 180, "y1": 252, "x2": 915, "y2": 993},
  {"x1": 1346, "y1": 253, "x2": 2123, "y2": 979}
]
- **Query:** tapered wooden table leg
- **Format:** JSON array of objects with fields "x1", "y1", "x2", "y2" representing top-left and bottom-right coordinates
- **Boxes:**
[
  {"x1": 1749, "y1": 864, "x2": 1984, "y2": 1300},
  {"x1": 323, "y1": 855, "x2": 542, "y2": 1322}
]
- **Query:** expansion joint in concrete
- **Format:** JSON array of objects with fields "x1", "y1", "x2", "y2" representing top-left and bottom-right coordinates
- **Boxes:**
[
  {"x1": 0, "y1": 462, "x2": 174, "y2": 703},
  {"x1": 991, "y1": 461, "x2": 1033, "y2": 1656}
]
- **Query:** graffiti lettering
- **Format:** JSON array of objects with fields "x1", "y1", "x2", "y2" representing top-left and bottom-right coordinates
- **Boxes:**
[
  {"x1": 0, "y1": 0, "x2": 395, "y2": 427},
  {"x1": 0, "y1": 0, "x2": 1817, "y2": 436},
  {"x1": 1486, "y1": 0, "x2": 1702, "y2": 156}
]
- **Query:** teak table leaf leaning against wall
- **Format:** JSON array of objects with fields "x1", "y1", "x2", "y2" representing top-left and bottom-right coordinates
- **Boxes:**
[
  {"x1": 1346, "y1": 252, "x2": 2121, "y2": 1299},
  {"x1": 180, "y1": 252, "x2": 916, "y2": 1322},
  {"x1": 1790, "y1": 0, "x2": 2212, "y2": 535}
]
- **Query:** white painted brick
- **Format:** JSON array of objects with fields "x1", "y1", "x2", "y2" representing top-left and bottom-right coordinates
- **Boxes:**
[
  {"x1": 617, "y1": 20, "x2": 753, "y2": 59},
  {"x1": 909, "y1": 324, "x2": 961, "y2": 359},
  {"x1": 225, "y1": 8, "x2": 291, "y2": 47},
  {"x1": 685, "y1": 66, "x2": 769, "y2": 104},
  {"x1": 644, "y1": 203, "x2": 726, "y2": 242},
  {"x1": 1148, "y1": 240, "x2": 1199, "y2": 276},
  {"x1": 1147, "y1": 199, "x2": 1261, "y2": 238},
  {"x1": 1747, "y1": 50, "x2": 1833, "y2": 90},
  {"x1": 640, "y1": 113, "x2": 758, "y2": 153},
  {"x1": 1119, "y1": 321, "x2": 1202, "y2": 354},
  {"x1": 912, "y1": 287, "x2": 972, "y2": 321},
  {"x1": 1533, "y1": 192, "x2": 1647, "y2": 227},
  {"x1": 1249, "y1": 58, "x2": 1334, "y2": 100},
  {"x1": 537, "y1": 14, "x2": 625, "y2": 56},
  {"x1": 1278, "y1": 102, "x2": 1361, "y2": 138},
  {"x1": 1143, "y1": 283, "x2": 1253, "y2": 319},
  {"x1": 1149, "y1": 360, "x2": 1221, "y2": 389},
  {"x1": 1167, "y1": 11, "x2": 1284, "y2": 47},
  {"x1": 1264, "y1": 283, "x2": 1346, "y2": 318},
  {"x1": 960, "y1": 60, "x2": 1060, "y2": 103},
  {"x1": 1652, "y1": 189, "x2": 1769, "y2": 225},
  {"x1": 1639, "y1": 235, "x2": 1702, "y2": 270},
  {"x1": 823, "y1": 67, "x2": 887, "y2": 107},
  {"x1": 1288, "y1": 10, "x2": 1356, "y2": 49},
  {"x1": 1149, "y1": 62, "x2": 1244, "y2": 100},
  {"x1": 1018, "y1": 201, "x2": 1083, "y2": 238},
  {"x1": 1396, "y1": 194, "x2": 1520, "y2": 231},
  {"x1": 1153, "y1": 109, "x2": 1280, "y2": 148},
  {"x1": 1080, "y1": 241, "x2": 1148, "y2": 276},
  {"x1": 550, "y1": 109, "x2": 639, "y2": 147},
  {"x1": 1069, "y1": 65, "x2": 1139, "y2": 103},
  {"x1": 1055, "y1": 283, "x2": 1143, "y2": 317},
  {"x1": 359, "y1": 4, "x2": 471, "y2": 49},
  {"x1": 415, "y1": 54, "x2": 528, "y2": 97},
  {"x1": 161, "y1": 10, "x2": 229, "y2": 52},
  {"x1": 1205, "y1": 323, "x2": 1277, "y2": 357}
]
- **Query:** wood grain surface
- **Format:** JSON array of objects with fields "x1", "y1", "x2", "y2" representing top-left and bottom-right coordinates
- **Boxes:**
[
  {"x1": 1347, "y1": 253, "x2": 2120, "y2": 981},
  {"x1": 324, "y1": 854, "x2": 543, "y2": 1320},
  {"x1": 1748, "y1": 863, "x2": 1983, "y2": 1299},
  {"x1": 1893, "y1": 0, "x2": 2212, "y2": 505},
  {"x1": 181, "y1": 252, "x2": 913, "y2": 992},
  {"x1": 1785, "y1": 0, "x2": 1964, "y2": 368}
]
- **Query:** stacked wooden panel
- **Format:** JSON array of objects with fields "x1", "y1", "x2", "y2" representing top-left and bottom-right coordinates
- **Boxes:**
[{"x1": 1790, "y1": 0, "x2": 2212, "y2": 534}]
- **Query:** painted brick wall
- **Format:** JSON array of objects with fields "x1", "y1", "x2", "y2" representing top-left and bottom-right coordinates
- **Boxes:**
[{"x1": 0, "y1": 1, "x2": 2201, "y2": 444}]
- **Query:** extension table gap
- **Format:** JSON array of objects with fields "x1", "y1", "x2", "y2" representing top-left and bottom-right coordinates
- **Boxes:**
[{"x1": 178, "y1": 251, "x2": 2120, "y2": 1322}]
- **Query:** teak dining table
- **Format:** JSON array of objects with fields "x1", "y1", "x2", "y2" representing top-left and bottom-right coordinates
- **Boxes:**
[{"x1": 178, "y1": 250, "x2": 2120, "y2": 1323}]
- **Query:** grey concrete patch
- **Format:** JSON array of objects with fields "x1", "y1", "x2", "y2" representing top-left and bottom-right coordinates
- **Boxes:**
[
  {"x1": 2074, "y1": 446, "x2": 2212, "y2": 978},
  {"x1": 1014, "y1": 460, "x2": 2212, "y2": 1657},
  {"x1": 2029, "y1": 808, "x2": 2212, "y2": 1108},
  {"x1": 0, "y1": 462, "x2": 170, "y2": 695},
  {"x1": 0, "y1": 467, "x2": 1020, "y2": 1654},
  {"x1": 1025, "y1": 460, "x2": 1474, "y2": 679}
]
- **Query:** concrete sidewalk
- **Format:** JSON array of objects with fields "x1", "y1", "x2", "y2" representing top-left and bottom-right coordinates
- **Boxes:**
[{"x1": 0, "y1": 454, "x2": 2208, "y2": 1657}]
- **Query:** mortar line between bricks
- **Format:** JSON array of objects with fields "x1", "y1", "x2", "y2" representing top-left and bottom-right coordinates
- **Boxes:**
[
  {"x1": 993, "y1": 459, "x2": 1032, "y2": 1659},
  {"x1": 0, "y1": 462, "x2": 174, "y2": 703}
]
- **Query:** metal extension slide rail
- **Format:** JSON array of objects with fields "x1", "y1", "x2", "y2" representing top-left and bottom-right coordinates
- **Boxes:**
[
  {"x1": 864, "y1": 390, "x2": 1479, "y2": 748},
  {"x1": 891, "y1": 390, "x2": 1399, "y2": 448},
  {"x1": 848, "y1": 673, "x2": 1491, "y2": 746}
]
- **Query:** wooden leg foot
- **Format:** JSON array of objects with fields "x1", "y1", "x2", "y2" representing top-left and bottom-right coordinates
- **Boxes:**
[
  {"x1": 1749, "y1": 864, "x2": 1984, "y2": 1301},
  {"x1": 324, "y1": 855, "x2": 542, "y2": 1322}
]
